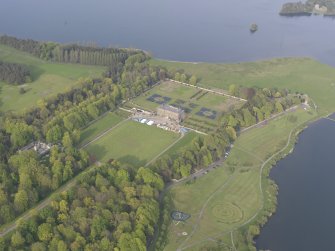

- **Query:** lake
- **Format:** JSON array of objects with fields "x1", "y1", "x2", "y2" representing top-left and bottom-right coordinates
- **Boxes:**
[
  {"x1": 0, "y1": 0, "x2": 335, "y2": 65},
  {"x1": 256, "y1": 117, "x2": 335, "y2": 251}
]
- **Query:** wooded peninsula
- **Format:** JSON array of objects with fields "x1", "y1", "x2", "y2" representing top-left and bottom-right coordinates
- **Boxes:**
[{"x1": 280, "y1": 0, "x2": 335, "y2": 16}]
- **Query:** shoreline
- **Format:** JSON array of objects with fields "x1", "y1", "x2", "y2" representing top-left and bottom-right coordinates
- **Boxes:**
[
  {"x1": 153, "y1": 55, "x2": 335, "y2": 69},
  {"x1": 252, "y1": 112, "x2": 328, "y2": 248}
]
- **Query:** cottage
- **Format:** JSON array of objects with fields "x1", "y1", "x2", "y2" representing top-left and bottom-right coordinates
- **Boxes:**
[{"x1": 19, "y1": 141, "x2": 52, "y2": 156}]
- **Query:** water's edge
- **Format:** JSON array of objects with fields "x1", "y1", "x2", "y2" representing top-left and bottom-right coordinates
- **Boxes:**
[{"x1": 252, "y1": 113, "x2": 322, "y2": 249}]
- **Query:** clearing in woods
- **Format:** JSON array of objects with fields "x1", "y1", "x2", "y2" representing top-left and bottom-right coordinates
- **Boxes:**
[{"x1": 84, "y1": 120, "x2": 180, "y2": 167}]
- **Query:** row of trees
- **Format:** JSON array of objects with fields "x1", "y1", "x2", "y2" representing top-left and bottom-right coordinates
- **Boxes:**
[
  {"x1": 0, "y1": 61, "x2": 31, "y2": 84},
  {"x1": 0, "y1": 35, "x2": 146, "y2": 66},
  {"x1": 153, "y1": 127, "x2": 234, "y2": 181},
  {"x1": 0, "y1": 162, "x2": 163, "y2": 250}
]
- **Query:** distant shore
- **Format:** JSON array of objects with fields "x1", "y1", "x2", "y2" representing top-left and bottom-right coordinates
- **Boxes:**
[{"x1": 280, "y1": 1, "x2": 335, "y2": 16}]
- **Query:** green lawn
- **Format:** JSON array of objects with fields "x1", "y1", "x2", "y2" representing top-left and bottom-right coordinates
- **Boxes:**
[
  {"x1": 151, "y1": 58, "x2": 335, "y2": 115},
  {"x1": 0, "y1": 44, "x2": 104, "y2": 112},
  {"x1": 85, "y1": 120, "x2": 180, "y2": 167},
  {"x1": 164, "y1": 108, "x2": 317, "y2": 251},
  {"x1": 79, "y1": 112, "x2": 125, "y2": 146},
  {"x1": 162, "y1": 131, "x2": 200, "y2": 157}
]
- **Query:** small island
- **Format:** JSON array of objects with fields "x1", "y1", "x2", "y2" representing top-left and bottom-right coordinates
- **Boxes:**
[
  {"x1": 280, "y1": 0, "x2": 335, "y2": 16},
  {"x1": 250, "y1": 23, "x2": 258, "y2": 33}
]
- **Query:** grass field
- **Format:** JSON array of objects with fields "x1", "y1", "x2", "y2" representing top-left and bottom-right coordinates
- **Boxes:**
[
  {"x1": 79, "y1": 112, "x2": 125, "y2": 146},
  {"x1": 164, "y1": 108, "x2": 317, "y2": 251},
  {"x1": 0, "y1": 44, "x2": 104, "y2": 111},
  {"x1": 151, "y1": 58, "x2": 335, "y2": 115},
  {"x1": 128, "y1": 80, "x2": 244, "y2": 132},
  {"x1": 85, "y1": 120, "x2": 180, "y2": 167},
  {"x1": 162, "y1": 131, "x2": 200, "y2": 157}
]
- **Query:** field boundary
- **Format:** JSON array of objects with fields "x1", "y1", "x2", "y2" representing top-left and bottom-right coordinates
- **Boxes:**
[
  {"x1": 168, "y1": 79, "x2": 247, "y2": 102},
  {"x1": 145, "y1": 134, "x2": 185, "y2": 167},
  {"x1": 80, "y1": 118, "x2": 130, "y2": 149}
]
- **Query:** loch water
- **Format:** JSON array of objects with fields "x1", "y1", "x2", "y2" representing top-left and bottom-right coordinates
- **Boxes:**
[
  {"x1": 256, "y1": 117, "x2": 335, "y2": 251},
  {"x1": 1, "y1": 0, "x2": 335, "y2": 65}
]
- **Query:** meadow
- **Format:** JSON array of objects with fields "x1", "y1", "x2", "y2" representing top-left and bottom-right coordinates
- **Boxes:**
[
  {"x1": 151, "y1": 58, "x2": 335, "y2": 115},
  {"x1": 0, "y1": 44, "x2": 104, "y2": 111},
  {"x1": 85, "y1": 120, "x2": 180, "y2": 167},
  {"x1": 164, "y1": 107, "x2": 317, "y2": 251}
]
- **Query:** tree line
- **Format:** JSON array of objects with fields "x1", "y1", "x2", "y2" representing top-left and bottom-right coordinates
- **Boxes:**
[
  {"x1": 0, "y1": 35, "x2": 146, "y2": 66},
  {"x1": 0, "y1": 61, "x2": 31, "y2": 85}
]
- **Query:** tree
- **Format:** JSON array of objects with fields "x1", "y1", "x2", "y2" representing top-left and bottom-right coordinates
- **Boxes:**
[
  {"x1": 180, "y1": 164, "x2": 191, "y2": 178},
  {"x1": 57, "y1": 240, "x2": 68, "y2": 251},
  {"x1": 0, "y1": 205, "x2": 14, "y2": 223},
  {"x1": 189, "y1": 75, "x2": 197, "y2": 85},
  {"x1": 11, "y1": 231, "x2": 25, "y2": 248},
  {"x1": 275, "y1": 101, "x2": 284, "y2": 113},
  {"x1": 229, "y1": 84, "x2": 237, "y2": 96},
  {"x1": 87, "y1": 104, "x2": 99, "y2": 119},
  {"x1": 46, "y1": 125, "x2": 63, "y2": 143},
  {"x1": 37, "y1": 223, "x2": 53, "y2": 242},
  {"x1": 226, "y1": 126, "x2": 237, "y2": 141},
  {"x1": 174, "y1": 72, "x2": 181, "y2": 81},
  {"x1": 14, "y1": 190, "x2": 29, "y2": 213},
  {"x1": 242, "y1": 108, "x2": 256, "y2": 126},
  {"x1": 31, "y1": 242, "x2": 47, "y2": 251},
  {"x1": 180, "y1": 73, "x2": 187, "y2": 83},
  {"x1": 136, "y1": 167, "x2": 164, "y2": 190},
  {"x1": 62, "y1": 132, "x2": 73, "y2": 148}
]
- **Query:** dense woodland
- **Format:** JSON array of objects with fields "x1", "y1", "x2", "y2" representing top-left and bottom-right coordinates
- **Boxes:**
[
  {"x1": 0, "y1": 61, "x2": 31, "y2": 84},
  {"x1": 0, "y1": 163, "x2": 163, "y2": 251},
  {"x1": 0, "y1": 35, "x2": 146, "y2": 66},
  {"x1": 0, "y1": 37, "x2": 304, "y2": 250}
]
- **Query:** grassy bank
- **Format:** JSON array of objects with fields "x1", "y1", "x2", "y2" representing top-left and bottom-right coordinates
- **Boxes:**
[{"x1": 0, "y1": 44, "x2": 104, "y2": 112}]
